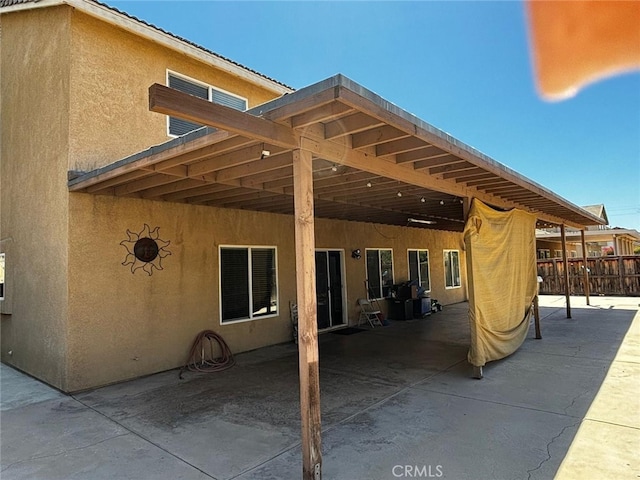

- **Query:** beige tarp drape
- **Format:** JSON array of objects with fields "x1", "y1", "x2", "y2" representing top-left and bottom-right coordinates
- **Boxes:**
[{"x1": 464, "y1": 199, "x2": 537, "y2": 367}]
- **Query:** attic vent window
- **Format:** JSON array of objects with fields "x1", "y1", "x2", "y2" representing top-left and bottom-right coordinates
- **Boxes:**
[{"x1": 167, "y1": 72, "x2": 248, "y2": 136}]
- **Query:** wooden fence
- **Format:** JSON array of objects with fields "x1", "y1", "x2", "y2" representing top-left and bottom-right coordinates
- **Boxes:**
[{"x1": 537, "y1": 256, "x2": 640, "y2": 296}]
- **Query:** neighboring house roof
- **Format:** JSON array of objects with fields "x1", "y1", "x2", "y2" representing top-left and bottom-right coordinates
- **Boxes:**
[
  {"x1": 0, "y1": 0, "x2": 37, "y2": 6},
  {"x1": 0, "y1": 0, "x2": 294, "y2": 95},
  {"x1": 582, "y1": 204, "x2": 609, "y2": 225}
]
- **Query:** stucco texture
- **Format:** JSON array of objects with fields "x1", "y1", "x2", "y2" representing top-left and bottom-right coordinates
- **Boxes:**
[
  {"x1": 67, "y1": 194, "x2": 297, "y2": 391},
  {"x1": 68, "y1": 10, "x2": 279, "y2": 172},
  {"x1": 0, "y1": 6, "x2": 71, "y2": 388}
]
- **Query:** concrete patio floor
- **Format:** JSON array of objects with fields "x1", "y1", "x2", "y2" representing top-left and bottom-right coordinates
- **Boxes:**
[{"x1": 1, "y1": 296, "x2": 638, "y2": 479}]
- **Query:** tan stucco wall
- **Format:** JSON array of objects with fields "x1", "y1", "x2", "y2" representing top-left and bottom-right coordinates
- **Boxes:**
[
  {"x1": 66, "y1": 194, "x2": 297, "y2": 391},
  {"x1": 67, "y1": 192, "x2": 466, "y2": 392},
  {"x1": 0, "y1": 7, "x2": 71, "y2": 388},
  {"x1": 68, "y1": 10, "x2": 280, "y2": 172}
]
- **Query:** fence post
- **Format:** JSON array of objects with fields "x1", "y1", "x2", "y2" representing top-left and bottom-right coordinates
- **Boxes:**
[
  {"x1": 581, "y1": 230, "x2": 590, "y2": 305},
  {"x1": 561, "y1": 224, "x2": 571, "y2": 318}
]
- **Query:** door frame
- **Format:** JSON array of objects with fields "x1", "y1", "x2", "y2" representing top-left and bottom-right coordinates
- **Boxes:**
[{"x1": 315, "y1": 248, "x2": 347, "y2": 331}]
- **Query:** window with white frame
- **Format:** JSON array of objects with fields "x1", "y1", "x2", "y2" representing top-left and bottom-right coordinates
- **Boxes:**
[
  {"x1": 554, "y1": 249, "x2": 563, "y2": 258},
  {"x1": 167, "y1": 72, "x2": 248, "y2": 136},
  {"x1": 408, "y1": 249, "x2": 430, "y2": 292},
  {"x1": 0, "y1": 253, "x2": 4, "y2": 301},
  {"x1": 219, "y1": 246, "x2": 277, "y2": 323},
  {"x1": 366, "y1": 249, "x2": 394, "y2": 298},
  {"x1": 444, "y1": 250, "x2": 461, "y2": 289}
]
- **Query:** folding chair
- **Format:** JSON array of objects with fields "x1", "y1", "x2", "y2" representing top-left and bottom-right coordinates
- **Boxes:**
[
  {"x1": 358, "y1": 298, "x2": 383, "y2": 327},
  {"x1": 290, "y1": 301, "x2": 299, "y2": 344}
]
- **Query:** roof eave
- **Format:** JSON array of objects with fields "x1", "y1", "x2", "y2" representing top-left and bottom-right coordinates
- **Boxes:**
[{"x1": 0, "y1": 0, "x2": 294, "y2": 96}]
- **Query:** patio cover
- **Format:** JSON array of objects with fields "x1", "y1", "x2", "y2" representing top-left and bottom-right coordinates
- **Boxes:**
[
  {"x1": 68, "y1": 75, "x2": 604, "y2": 232},
  {"x1": 464, "y1": 199, "x2": 538, "y2": 367}
]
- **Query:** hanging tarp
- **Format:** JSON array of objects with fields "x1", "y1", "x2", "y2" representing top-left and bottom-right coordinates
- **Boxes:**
[{"x1": 464, "y1": 199, "x2": 537, "y2": 367}]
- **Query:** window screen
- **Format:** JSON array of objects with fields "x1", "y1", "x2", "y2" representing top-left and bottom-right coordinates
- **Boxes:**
[
  {"x1": 366, "y1": 249, "x2": 394, "y2": 298},
  {"x1": 167, "y1": 73, "x2": 248, "y2": 136},
  {"x1": 168, "y1": 74, "x2": 208, "y2": 136},
  {"x1": 220, "y1": 247, "x2": 277, "y2": 323},
  {"x1": 444, "y1": 250, "x2": 461, "y2": 288},
  {"x1": 251, "y1": 248, "x2": 277, "y2": 317},
  {"x1": 220, "y1": 248, "x2": 250, "y2": 321},
  {"x1": 409, "y1": 249, "x2": 430, "y2": 291}
]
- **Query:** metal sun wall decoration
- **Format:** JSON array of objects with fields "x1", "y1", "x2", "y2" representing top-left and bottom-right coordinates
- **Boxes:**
[{"x1": 120, "y1": 224, "x2": 171, "y2": 275}]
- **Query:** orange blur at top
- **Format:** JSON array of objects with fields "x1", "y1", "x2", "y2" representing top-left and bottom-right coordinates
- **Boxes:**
[{"x1": 526, "y1": 0, "x2": 640, "y2": 100}]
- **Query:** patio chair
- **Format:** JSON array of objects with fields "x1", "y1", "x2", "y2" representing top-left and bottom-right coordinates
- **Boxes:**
[{"x1": 358, "y1": 298, "x2": 383, "y2": 327}]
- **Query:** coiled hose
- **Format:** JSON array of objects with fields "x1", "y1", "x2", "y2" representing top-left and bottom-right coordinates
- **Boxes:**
[{"x1": 179, "y1": 330, "x2": 235, "y2": 379}]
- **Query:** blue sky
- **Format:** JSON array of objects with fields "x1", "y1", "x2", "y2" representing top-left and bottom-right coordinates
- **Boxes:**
[{"x1": 111, "y1": 0, "x2": 640, "y2": 230}]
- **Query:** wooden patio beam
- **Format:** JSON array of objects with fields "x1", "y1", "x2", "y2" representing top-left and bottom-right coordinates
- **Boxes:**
[
  {"x1": 464, "y1": 177, "x2": 507, "y2": 187},
  {"x1": 215, "y1": 152, "x2": 293, "y2": 183},
  {"x1": 149, "y1": 83, "x2": 298, "y2": 149},
  {"x1": 161, "y1": 183, "x2": 236, "y2": 202},
  {"x1": 455, "y1": 173, "x2": 496, "y2": 183},
  {"x1": 429, "y1": 161, "x2": 475, "y2": 175},
  {"x1": 69, "y1": 129, "x2": 239, "y2": 191},
  {"x1": 290, "y1": 101, "x2": 352, "y2": 128},
  {"x1": 324, "y1": 112, "x2": 383, "y2": 139},
  {"x1": 188, "y1": 144, "x2": 281, "y2": 177},
  {"x1": 140, "y1": 178, "x2": 210, "y2": 199},
  {"x1": 375, "y1": 136, "x2": 428, "y2": 156},
  {"x1": 149, "y1": 135, "x2": 255, "y2": 174},
  {"x1": 442, "y1": 167, "x2": 487, "y2": 180},
  {"x1": 397, "y1": 148, "x2": 449, "y2": 165},
  {"x1": 85, "y1": 169, "x2": 151, "y2": 193},
  {"x1": 113, "y1": 168, "x2": 188, "y2": 196},
  {"x1": 351, "y1": 125, "x2": 410, "y2": 149}
]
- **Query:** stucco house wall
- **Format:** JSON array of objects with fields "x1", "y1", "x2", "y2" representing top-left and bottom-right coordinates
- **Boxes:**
[
  {"x1": 0, "y1": 6, "x2": 72, "y2": 388},
  {"x1": 2, "y1": 4, "x2": 468, "y2": 392}
]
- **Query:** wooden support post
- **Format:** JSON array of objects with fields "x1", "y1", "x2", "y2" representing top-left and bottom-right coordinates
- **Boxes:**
[
  {"x1": 560, "y1": 224, "x2": 571, "y2": 318},
  {"x1": 462, "y1": 197, "x2": 471, "y2": 220},
  {"x1": 580, "y1": 229, "x2": 590, "y2": 306},
  {"x1": 292, "y1": 149, "x2": 322, "y2": 480},
  {"x1": 533, "y1": 295, "x2": 542, "y2": 339}
]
